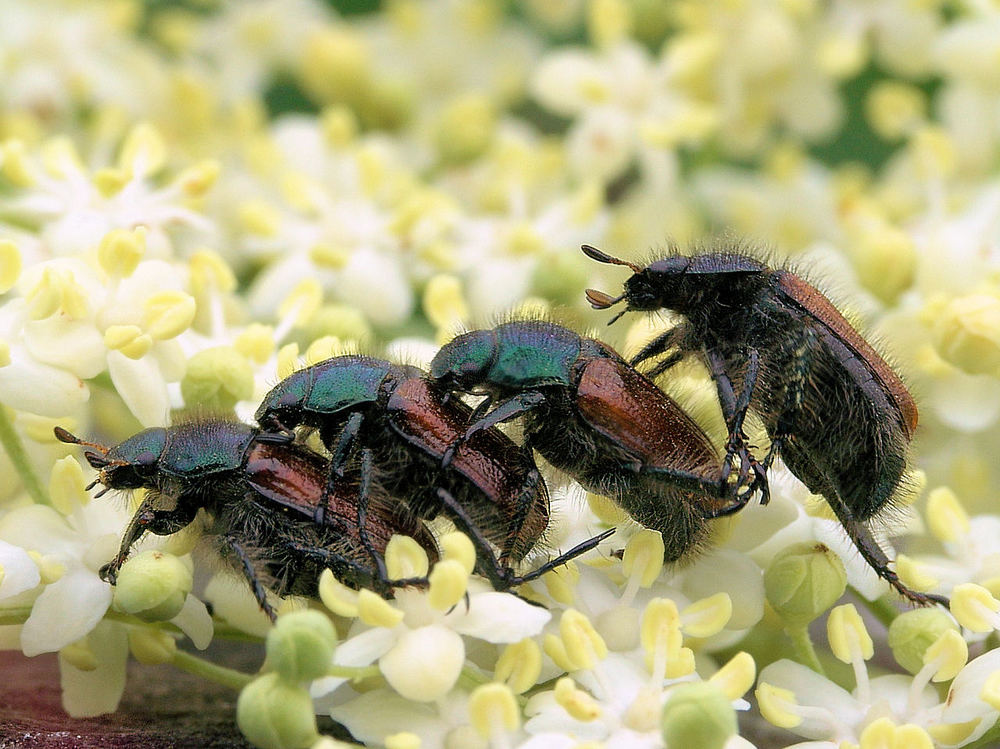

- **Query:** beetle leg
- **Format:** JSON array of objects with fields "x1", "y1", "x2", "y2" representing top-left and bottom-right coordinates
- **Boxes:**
[
  {"x1": 355, "y1": 447, "x2": 390, "y2": 585},
  {"x1": 440, "y1": 394, "x2": 492, "y2": 469},
  {"x1": 435, "y1": 487, "x2": 513, "y2": 589},
  {"x1": 435, "y1": 488, "x2": 615, "y2": 590},
  {"x1": 821, "y1": 491, "x2": 949, "y2": 608},
  {"x1": 630, "y1": 324, "x2": 694, "y2": 376},
  {"x1": 100, "y1": 498, "x2": 198, "y2": 584},
  {"x1": 284, "y1": 541, "x2": 428, "y2": 595},
  {"x1": 316, "y1": 411, "x2": 365, "y2": 525},
  {"x1": 441, "y1": 391, "x2": 546, "y2": 469},
  {"x1": 763, "y1": 329, "x2": 815, "y2": 471},
  {"x1": 224, "y1": 534, "x2": 277, "y2": 622},
  {"x1": 498, "y1": 464, "x2": 543, "y2": 567}
]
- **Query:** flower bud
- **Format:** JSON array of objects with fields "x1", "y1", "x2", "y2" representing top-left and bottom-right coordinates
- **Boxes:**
[
  {"x1": 661, "y1": 682, "x2": 736, "y2": 749},
  {"x1": 237, "y1": 673, "x2": 319, "y2": 749},
  {"x1": 114, "y1": 550, "x2": 192, "y2": 622},
  {"x1": 128, "y1": 627, "x2": 178, "y2": 665},
  {"x1": 763, "y1": 543, "x2": 846, "y2": 628},
  {"x1": 887, "y1": 608, "x2": 957, "y2": 675},
  {"x1": 266, "y1": 610, "x2": 338, "y2": 683},
  {"x1": 180, "y1": 346, "x2": 254, "y2": 411}
]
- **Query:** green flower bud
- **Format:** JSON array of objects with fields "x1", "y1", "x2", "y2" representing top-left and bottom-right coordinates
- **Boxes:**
[
  {"x1": 266, "y1": 610, "x2": 338, "y2": 683},
  {"x1": 764, "y1": 543, "x2": 847, "y2": 628},
  {"x1": 303, "y1": 304, "x2": 373, "y2": 346},
  {"x1": 113, "y1": 550, "x2": 192, "y2": 622},
  {"x1": 180, "y1": 346, "x2": 254, "y2": 411},
  {"x1": 661, "y1": 682, "x2": 737, "y2": 749},
  {"x1": 531, "y1": 252, "x2": 590, "y2": 307},
  {"x1": 128, "y1": 627, "x2": 178, "y2": 665},
  {"x1": 237, "y1": 673, "x2": 319, "y2": 749},
  {"x1": 888, "y1": 608, "x2": 958, "y2": 675}
]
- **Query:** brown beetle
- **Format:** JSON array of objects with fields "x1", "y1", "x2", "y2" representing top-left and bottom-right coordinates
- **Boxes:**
[{"x1": 582, "y1": 244, "x2": 946, "y2": 606}]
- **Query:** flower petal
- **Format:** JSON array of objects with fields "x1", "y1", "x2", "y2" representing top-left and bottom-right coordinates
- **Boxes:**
[
  {"x1": 448, "y1": 591, "x2": 551, "y2": 642},
  {"x1": 329, "y1": 689, "x2": 451, "y2": 747},
  {"x1": 59, "y1": 620, "x2": 128, "y2": 717},
  {"x1": 335, "y1": 626, "x2": 398, "y2": 667},
  {"x1": 171, "y1": 593, "x2": 214, "y2": 650},
  {"x1": 21, "y1": 568, "x2": 112, "y2": 656},
  {"x1": 107, "y1": 351, "x2": 170, "y2": 427},
  {"x1": 0, "y1": 540, "x2": 41, "y2": 598}
]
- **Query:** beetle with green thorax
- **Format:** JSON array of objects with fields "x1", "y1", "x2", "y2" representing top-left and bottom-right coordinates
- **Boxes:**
[{"x1": 429, "y1": 320, "x2": 767, "y2": 562}]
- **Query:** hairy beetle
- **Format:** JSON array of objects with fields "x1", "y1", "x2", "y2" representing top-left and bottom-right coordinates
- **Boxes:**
[
  {"x1": 582, "y1": 244, "x2": 947, "y2": 605},
  {"x1": 55, "y1": 421, "x2": 436, "y2": 621},
  {"x1": 255, "y1": 356, "x2": 611, "y2": 588},
  {"x1": 428, "y1": 320, "x2": 766, "y2": 562}
]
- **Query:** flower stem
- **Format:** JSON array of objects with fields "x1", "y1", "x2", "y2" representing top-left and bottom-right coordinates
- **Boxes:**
[
  {"x1": 787, "y1": 624, "x2": 826, "y2": 676},
  {"x1": 853, "y1": 590, "x2": 898, "y2": 629},
  {"x1": 0, "y1": 407, "x2": 47, "y2": 505},
  {"x1": 171, "y1": 648, "x2": 254, "y2": 691}
]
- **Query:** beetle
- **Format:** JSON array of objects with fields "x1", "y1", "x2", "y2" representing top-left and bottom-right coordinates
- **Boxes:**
[
  {"x1": 428, "y1": 320, "x2": 766, "y2": 562},
  {"x1": 255, "y1": 355, "x2": 612, "y2": 589},
  {"x1": 581, "y1": 243, "x2": 947, "y2": 606},
  {"x1": 54, "y1": 421, "x2": 436, "y2": 621}
]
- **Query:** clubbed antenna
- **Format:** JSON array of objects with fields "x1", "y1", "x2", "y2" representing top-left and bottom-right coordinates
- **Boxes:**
[
  {"x1": 584, "y1": 288, "x2": 622, "y2": 309},
  {"x1": 581, "y1": 244, "x2": 642, "y2": 273},
  {"x1": 54, "y1": 426, "x2": 111, "y2": 470}
]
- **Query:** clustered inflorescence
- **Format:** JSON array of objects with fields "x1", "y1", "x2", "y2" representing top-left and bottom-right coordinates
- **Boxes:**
[{"x1": 2, "y1": 2, "x2": 1000, "y2": 748}]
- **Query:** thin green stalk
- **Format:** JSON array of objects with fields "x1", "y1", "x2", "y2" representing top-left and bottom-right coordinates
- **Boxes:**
[
  {"x1": 171, "y1": 648, "x2": 254, "y2": 691},
  {"x1": 0, "y1": 606, "x2": 33, "y2": 626},
  {"x1": 0, "y1": 407, "x2": 47, "y2": 505},
  {"x1": 787, "y1": 624, "x2": 826, "y2": 676},
  {"x1": 853, "y1": 590, "x2": 899, "y2": 629}
]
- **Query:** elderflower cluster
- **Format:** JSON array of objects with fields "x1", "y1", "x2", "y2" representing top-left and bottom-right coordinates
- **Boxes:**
[{"x1": 2, "y1": 1, "x2": 1000, "y2": 748}]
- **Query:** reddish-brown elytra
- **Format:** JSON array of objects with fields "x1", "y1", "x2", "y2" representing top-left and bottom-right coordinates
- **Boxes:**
[
  {"x1": 582, "y1": 243, "x2": 946, "y2": 606},
  {"x1": 55, "y1": 422, "x2": 437, "y2": 621},
  {"x1": 429, "y1": 320, "x2": 767, "y2": 562},
  {"x1": 255, "y1": 356, "x2": 613, "y2": 589}
]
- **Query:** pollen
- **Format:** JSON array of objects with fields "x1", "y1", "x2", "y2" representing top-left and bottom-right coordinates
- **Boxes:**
[
  {"x1": 384, "y1": 535, "x2": 430, "y2": 580},
  {"x1": 755, "y1": 682, "x2": 802, "y2": 729},
  {"x1": 468, "y1": 683, "x2": 520, "y2": 737},
  {"x1": 950, "y1": 583, "x2": 1000, "y2": 633},
  {"x1": 495, "y1": 638, "x2": 542, "y2": 694}
]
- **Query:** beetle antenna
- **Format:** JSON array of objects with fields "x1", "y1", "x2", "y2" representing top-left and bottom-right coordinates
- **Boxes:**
[
  {"x1": 585, "y1": 288, "x2": 623, "y2": 310},
  {"x1": 54, "y1": 426, "x2": 108, "y2": 453},
  {"x1": 581, "y1": 244, "x2": 642, "y2": 273}
]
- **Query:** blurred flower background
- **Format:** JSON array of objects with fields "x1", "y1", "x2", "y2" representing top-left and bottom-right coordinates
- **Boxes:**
[{"x1": 2, "y1": 0, "x2": 1000, "y2": 747}]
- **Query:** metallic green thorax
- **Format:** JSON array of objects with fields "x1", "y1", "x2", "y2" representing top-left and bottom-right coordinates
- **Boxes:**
[
  {"x1": 489, "y1": 322, "x2": 581, "y2": 388},
  {"x1": 160, "y1": 422, "x2": 255, "y2": 477},
  {"x1": 256, "y1": 357, "x2": 393, "y2": 427}
]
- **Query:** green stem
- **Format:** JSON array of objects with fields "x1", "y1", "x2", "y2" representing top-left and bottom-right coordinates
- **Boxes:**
[
  {"x1": 853, "y1": 590, "x2": 899, "y2": 629},
  {"x1": 0, "y1": 407, "x2": 47, "y2": 505},
  {"x1": 787, "y1": 624, "x2": 826, "y2": 676},
  {"x1": 171, "y1": 648, "x2": 254, "y2": 691},
  {"x1": 0, "y1": 606, "x2": 33, "y2": 626}
]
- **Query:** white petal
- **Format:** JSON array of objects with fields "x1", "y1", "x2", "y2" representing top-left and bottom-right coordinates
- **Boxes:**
[
  {"x1": 334, "y1": 626, "x2": 398, "y2": 667},
  {"x1": 517, "y1": 735, "x2": 579, "y2": 749},
  {"x1": 107, "y1": 350, "x2": 170, "y2": 427},
  {"x1": 448, "y1": 592, "x2": 551, "y2": 642},
  {"x1": 0, "y1": 504, "x2": 78, "y2": 557},
  {"x1": 59, "y1": 620, "x2": 128, "y2": 717},
  {"x1": 0, "y1": 540, "x2": 41, "y2": 598},
  {"x1": 677, "y1": 549, "x2": 764, "y2": 630},
  {"x1": 21, "y1": 568, "x2": 112, "y2": 656},
  {"x1": 337, "y1": 250, "x2": 413, "y2": 328},
  {"x1": 329, "y1": 689, "x2": 449, "y2": 747},
  {"x1": 379, "y1": 626, "x2": 464, "y2": 701},
  {"x1": 0, "y1": 348, "x2": 89, "y2": 417},
  {"x1": 942, "y1": 648, "x2": 1000, "y2": 726},
  {"x1": 170, "y1": 594, "x2": 214, "y2": 650},
  {"x1": 24, "y1": 317, "x2": 107, "y2": 379},
  {"x1": 757, "y1": 660, "x2": 864, "y2": 740}
]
